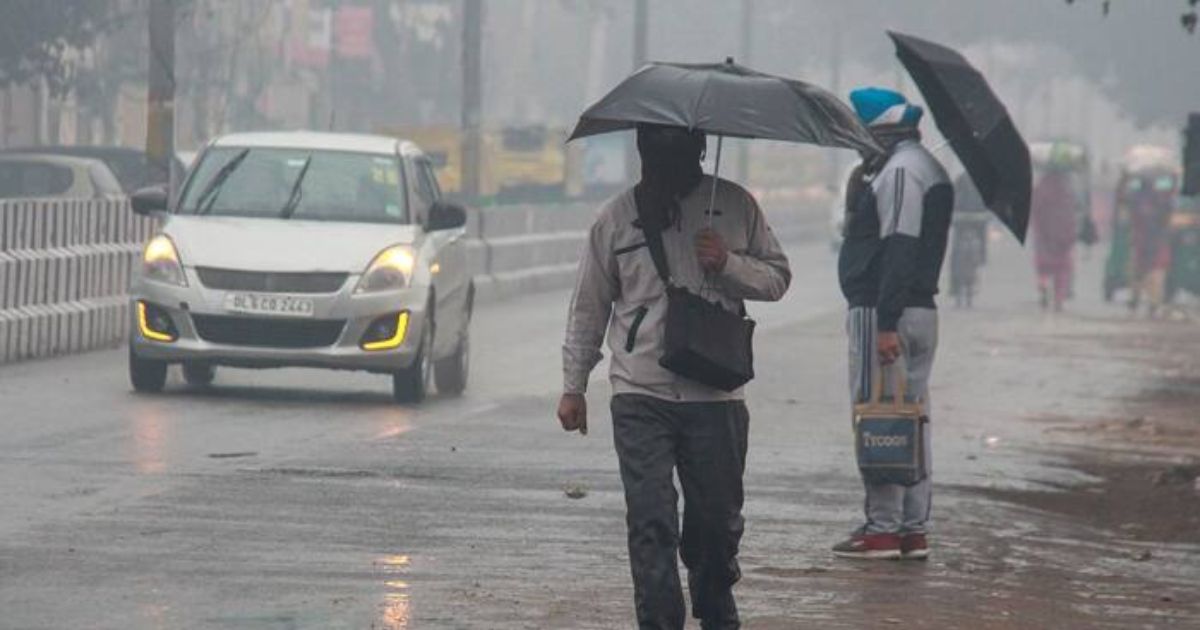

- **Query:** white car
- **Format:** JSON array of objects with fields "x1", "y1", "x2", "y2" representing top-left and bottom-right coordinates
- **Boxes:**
[
  {"x1": 0, "y1": 154, "x2": 123, "y2": 200},
  {"x1": 128, "y1": 131, "x2": 473, "y2": 403}
]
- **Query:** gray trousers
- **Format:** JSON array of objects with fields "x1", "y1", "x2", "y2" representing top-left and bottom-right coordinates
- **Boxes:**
[
  {"x1": 611, "y1": 394, "x2": 749, "y2": 630},
  {"x1": 846, "y1": 307, "x2": 937, "y2": 534}
]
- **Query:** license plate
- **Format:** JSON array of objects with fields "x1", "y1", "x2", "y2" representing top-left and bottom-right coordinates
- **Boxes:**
[{"x1": 224, "y1": 293, "x2": 315, "y2": 318}]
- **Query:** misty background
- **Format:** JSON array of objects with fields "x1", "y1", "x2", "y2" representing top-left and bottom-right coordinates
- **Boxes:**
[{"x1": 0, "y1": 0, "x2": 1195, "y2": 195}]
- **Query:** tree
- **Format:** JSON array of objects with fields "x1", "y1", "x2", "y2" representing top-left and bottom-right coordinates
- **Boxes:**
[
  {"x1": 0, "y1": 1, "x2": 117, "y2": 94},
  {"x1": 1065, "y1": 0, "x2": 1199, "y2": 34}
]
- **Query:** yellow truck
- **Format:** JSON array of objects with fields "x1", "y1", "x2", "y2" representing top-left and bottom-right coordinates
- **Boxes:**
[{"x1": 379, "y1": 125, "x2": 568, "y2": 201}]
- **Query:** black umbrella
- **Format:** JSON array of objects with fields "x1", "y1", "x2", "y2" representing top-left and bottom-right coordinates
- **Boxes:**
[
  {"x1": 569, "y1": 59, "x2": 881, "y2": 219},
  {"x1": 889, "y1": 31, "x2": 1031, "y2": 243}
]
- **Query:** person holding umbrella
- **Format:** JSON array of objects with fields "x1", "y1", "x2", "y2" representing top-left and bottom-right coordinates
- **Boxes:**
[
  {"x1": 557, "y1": 58, "x2": 879, "y2": 628},
  {"x1": 833, "y1": 87, "x2": 954, "y2": 560},
  {"x1": 558, "y1": 122, "x2": 790, "y2": 629},
  {"x1": 829, "y1": 32, "x2": 1031, "y2": 561}
]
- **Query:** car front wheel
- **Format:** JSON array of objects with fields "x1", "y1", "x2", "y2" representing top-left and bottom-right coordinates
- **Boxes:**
[
  {"x1": 129, "y1": 346, "x2": 168, "y2": 393},
  {"x1": 434, "y1": 329, "x2": 469, "y2": 396},
  {"x1": 392, "y1": 319, "x2": 433, "y2": 404}
]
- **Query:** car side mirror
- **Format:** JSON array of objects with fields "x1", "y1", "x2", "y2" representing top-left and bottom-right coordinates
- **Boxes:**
[
  {"x1": 131, "y1": 184, "x2": 169, "y2": 216},
  {"x1": 428, "y1": 200, "x2": 467, "y2": 231}
]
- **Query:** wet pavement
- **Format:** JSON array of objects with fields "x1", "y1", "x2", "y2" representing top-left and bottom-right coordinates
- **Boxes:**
[{"x1": 1, "y1": 235, "x2": 1197, "y2": 629}]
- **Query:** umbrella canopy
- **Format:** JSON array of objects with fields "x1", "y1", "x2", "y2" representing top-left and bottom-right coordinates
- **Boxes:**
[
  {"x1": 889, "y1": 31, "x2": 1031, "y2": 243},
  {"x1": 568, "y1": 60, "x2": 880, "y2": 155}
]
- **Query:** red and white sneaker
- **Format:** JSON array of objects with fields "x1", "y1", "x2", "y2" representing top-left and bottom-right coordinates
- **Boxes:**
[
  {"x1": 900, "y1": 533, "x2": 929, "y2": 560},
  {"x1": 832, "y1": 533, "x2": 902, "y2": 560}
]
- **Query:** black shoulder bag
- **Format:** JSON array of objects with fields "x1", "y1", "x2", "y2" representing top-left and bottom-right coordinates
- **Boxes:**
[{"x1": 637, "y1": 199, "x2": 756, "y2": 392}]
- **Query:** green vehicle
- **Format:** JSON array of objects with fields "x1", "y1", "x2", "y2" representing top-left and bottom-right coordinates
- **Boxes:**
[
  {"x1": 1166, "y1": 195, "x2": 1200, "y2": 302},
  {"x1": 1104, "y1": 176, "x2": 1135, "y2": 302},
  {"x1": 1103, "y1": 146, "x2": 1178, "y2": 302}
]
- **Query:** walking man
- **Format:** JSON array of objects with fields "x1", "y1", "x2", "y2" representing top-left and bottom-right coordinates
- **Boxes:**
[
  {"x1": 834, "y1": 88, "x2": 953, "y2": 560},
  {"x1": 557, "y1": 123, "x2": 790, "y2": 628}
]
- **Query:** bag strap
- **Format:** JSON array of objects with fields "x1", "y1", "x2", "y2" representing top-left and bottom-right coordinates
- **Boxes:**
[
  {"x1": 634, "y1": 185, "x2": 673, "y2": 286},
  {"x1": 644, "y1": 223, "x2": 673, "y2": 286}
]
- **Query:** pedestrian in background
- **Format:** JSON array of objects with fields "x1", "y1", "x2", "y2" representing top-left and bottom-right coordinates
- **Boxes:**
[
  {"x1": 949, "y1": 171, "x2": 990, "y2": 308},
  {"x1": 1030, "y1": 158, "x2": 1084, "y2": 311},
  {"x1": 833, "y1": 88, "x2": 953, "y2": 560},
  {"x1": 557, "y1": 123, "x2": 790, "y2": 629}
]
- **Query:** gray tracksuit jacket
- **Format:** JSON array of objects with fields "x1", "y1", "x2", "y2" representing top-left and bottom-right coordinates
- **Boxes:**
[
  {"x1": 837, "y1": 140, "x2": 954, "y2": 331},
  {"x1": 563, "y1": 176, "x2": 791, "y2": 402}
]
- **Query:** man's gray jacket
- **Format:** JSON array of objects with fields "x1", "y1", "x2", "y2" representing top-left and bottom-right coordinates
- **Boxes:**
[{"x1": 563, "y1": 176, "x2": 792, "y2": 402}]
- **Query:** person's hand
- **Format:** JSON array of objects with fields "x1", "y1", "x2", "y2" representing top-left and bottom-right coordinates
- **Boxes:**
[
  {"x1": 695, "y1": 228, "x2": 729, "y2": 273},
  {"x1": 877, "y1": 331, "x2": 902, "y2": 365},
  {"x1": 557, "y1": 393, "x2": 588, "y2": 435}
]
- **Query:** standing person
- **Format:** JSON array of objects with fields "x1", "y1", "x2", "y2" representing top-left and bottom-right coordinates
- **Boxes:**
[
  {"x1": 1030, "y1": 163, "x2": 1082, "y2": 311},
  {"x1": 949, "y1": 172, "x2": 990, "y2": 308},
  {"x1": 557, "y1": 123, "x2": 791, "y2": 629},
  {"x1": 834, "y1": 88, "x2": 953, "y2": 560}
]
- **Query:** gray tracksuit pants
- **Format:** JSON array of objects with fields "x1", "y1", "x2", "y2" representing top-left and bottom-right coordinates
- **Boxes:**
[
  {"x1": 846, "y1": 307, "x2": 937, "y2": 534},
  {"x1": 611, "y1": 394, "x2": 749, "y2": 630}
]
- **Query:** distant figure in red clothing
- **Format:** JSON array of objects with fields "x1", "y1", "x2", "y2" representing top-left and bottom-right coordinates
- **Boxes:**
[
  {"x1": 1030, "y1": 167, "x2": 1084, "y2": 311},
  {"x1": 1126, "y1": 171, "x2": 1177, "y2": 316}
]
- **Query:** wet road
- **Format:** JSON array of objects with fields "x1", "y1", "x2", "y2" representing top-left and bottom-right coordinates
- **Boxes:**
[{"x1": 1, "y1": 235, "x2": 1197, "y2": 629}]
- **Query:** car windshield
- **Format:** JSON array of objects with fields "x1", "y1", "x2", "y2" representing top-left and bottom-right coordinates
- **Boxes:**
[{"x1": 177, "y1": 147, "x2": 408, "y2": 224}]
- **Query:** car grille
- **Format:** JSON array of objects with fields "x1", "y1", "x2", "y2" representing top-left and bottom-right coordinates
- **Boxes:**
[
  {"x1": 191, "y1": 314, "x2": 345, "y2": 348},
  {"x1": 196, "y1": 267, "x2": 348, "y2": 294}
]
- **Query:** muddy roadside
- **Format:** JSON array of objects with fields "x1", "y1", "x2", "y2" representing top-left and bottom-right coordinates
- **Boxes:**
[
  {"x1": 735, "y1": 305, "x2": 1200, "y2": 630},
  {"x1": 976, "y1": 317, "x2": 1200, "y2": 546}
]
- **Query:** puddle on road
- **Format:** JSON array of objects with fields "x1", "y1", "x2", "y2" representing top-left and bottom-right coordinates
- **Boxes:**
[
  {"x1": 379, "y1": 590, "x2": 410, "y2": 629},
  {"x1": 250, "y1": 466, "x2": 383, "y2": 479},
  {"x1": 241, "y1": 466, "x2": 456, "y2": 485},
  {"x1": 208, "y1": 451, "x2": 258, "y2": 459},
  {"x1": 376, "y1": 554, "x2": 412, "y2": 629},
  {"x1": 130, "y1": 402, "x2": 171, "y2": 474}
]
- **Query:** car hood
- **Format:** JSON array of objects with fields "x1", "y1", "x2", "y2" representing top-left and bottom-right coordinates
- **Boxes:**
[{"x1": 164, "y1": 215, "x2": 418, "y2": 273}]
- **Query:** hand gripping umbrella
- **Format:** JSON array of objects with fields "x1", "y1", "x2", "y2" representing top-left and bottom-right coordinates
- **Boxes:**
[
  {"x1": 889, "y1": 31, "x2": 1032, "y2": 243},
  {"x1": 568, "y1": 58, "x2": 882, "y2": 221}
]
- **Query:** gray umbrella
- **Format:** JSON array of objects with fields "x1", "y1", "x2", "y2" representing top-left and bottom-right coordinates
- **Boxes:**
[
  {"x1": 568, "y1": 59, "x2": 880, "y2": 154},
  {"x1": 569, "y1": 59, "x2": 880, "y2": 221}
]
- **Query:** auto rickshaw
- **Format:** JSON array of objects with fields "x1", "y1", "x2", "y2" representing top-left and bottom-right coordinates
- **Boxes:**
[
  {"x1": 1103, "y1": 146, "x2": 1179, "y2": 302},
  {"x1": 1166, "y1": 194, "x2": 1200, "y2": 301},
  {"x1": 1169, "y1": 114, "x2": 1200, "y2": 302}
]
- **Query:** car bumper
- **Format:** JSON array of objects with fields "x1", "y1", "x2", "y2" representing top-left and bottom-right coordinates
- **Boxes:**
[{"x1": 129, "y1": 268, "x2": 428, "y2": 373}]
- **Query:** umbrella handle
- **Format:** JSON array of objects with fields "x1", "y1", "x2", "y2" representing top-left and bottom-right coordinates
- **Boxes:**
[
  {"x1": 707, "y1": 135, "x2": 723, "y2": 227},
  {"x1": 698, "y1": 135, "x2": 724, "y2": 299}
]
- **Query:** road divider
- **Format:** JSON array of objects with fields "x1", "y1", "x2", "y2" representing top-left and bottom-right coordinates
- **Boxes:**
[
  {"x1": 0, "y1": 195, "x2": 821, "y2": 365},
  {"x1": 466, "y1": 197, "x2": 823, "y2": 304},
  {"x1": 0, "y1": 198, "x2": 153, "y2": 365}
]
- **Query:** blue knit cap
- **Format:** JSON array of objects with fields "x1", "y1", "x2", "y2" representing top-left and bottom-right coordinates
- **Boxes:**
[{"x1": 849, "y1": 87, "x2": 923, "y2": 127}]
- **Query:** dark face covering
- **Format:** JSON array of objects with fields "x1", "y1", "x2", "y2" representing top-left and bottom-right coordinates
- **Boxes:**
[
  {"x1": 635, "y1": 124, "x2": 706, "y2": 230},
  {"x1": 859, "y1": 122, "x2": 922, "y2": 176}
]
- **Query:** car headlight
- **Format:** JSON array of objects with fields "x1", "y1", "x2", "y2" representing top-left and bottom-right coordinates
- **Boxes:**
[
  {"x1": 142, "y1": 235, "x2": 187, "y2": 287},
  {"x1": 356, "y1": 245, "x2": 415, "y2": 293}
]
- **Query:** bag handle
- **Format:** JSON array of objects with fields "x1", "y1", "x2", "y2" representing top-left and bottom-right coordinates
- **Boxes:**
[{"x1": 868, "y1": 354, "x2": 909, "y2": 405}]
